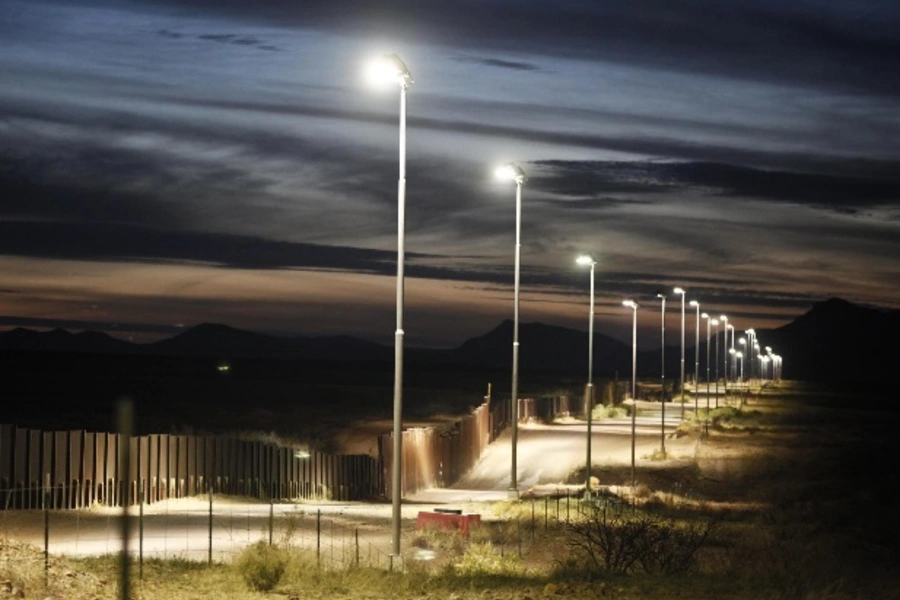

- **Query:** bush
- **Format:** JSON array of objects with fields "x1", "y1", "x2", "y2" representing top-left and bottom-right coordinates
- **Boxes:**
[
  {"x1": 234, "y1": 541, "x2": 288, "y2": 591},
  {"x1": 564, "y1": 504, "x2": 716, "y2": 575}
]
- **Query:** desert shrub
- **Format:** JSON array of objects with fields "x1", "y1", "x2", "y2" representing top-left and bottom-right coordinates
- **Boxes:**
[
  {"x1": 564, "y1": 504, "x2": 716, "y2": 576},
  {"x1": 234, "y1": 541, "x2": 288, "y2": 591}
]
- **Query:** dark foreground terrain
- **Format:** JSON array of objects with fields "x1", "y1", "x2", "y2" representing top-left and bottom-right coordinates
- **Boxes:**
[{"x1": 2, "y1": 381, "x2": 899, "y2": 600}]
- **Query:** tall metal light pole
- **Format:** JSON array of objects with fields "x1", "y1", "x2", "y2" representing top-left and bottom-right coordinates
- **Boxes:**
[
  {"x1": 623, "y1": 300, "x2": 639, "y2": 488},
  {"x1": 365, "y1": 52, "x2": 412, "y2": 564},
  {"x1": 702, "y1": 313, "x2": 712, "y2": 436},
  {"x1": 713, "y1": 318, "x2": 720, "y2": 409},
  {"x1": 577, "y1": 255, "x2": 597, "y2": 499},
  {"x1": 496, "y1": 162, "x2": 526, "y2": 500},
  {"x1": 719, "y1": 316, "x2": 728, "y2": 403},
  {"x1": 744, "y1": 330, "x2": 752, "y2": 384},
  {"x1": 674, "y1": 288, "x2": 686, "y2": 419},
  {"x1": 656, "y1": 292, "x2": 666, "y2": 454},
  {"x1": 727, "y1": 323, "x2": 736, "y2": 384},
  {"x1": 690, "y1": 300, "x2": 700, "y2": 417}
]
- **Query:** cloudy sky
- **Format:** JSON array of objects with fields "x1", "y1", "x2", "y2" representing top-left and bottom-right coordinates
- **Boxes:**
[{"x1": 1, "y1": 0, "x2": 898, "y2": 348}]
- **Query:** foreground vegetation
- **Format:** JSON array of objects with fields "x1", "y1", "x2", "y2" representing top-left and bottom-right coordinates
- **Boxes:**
[{"x1": 2, "y1": 381, "x2": 898, "y2": 599}]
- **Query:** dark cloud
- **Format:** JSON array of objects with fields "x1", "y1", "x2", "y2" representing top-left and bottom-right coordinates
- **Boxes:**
[
  {"x1": 662, "y1": 162, "x2": 900, "y2": 211},
  {"x1": 453, "y1": 56, "x2": 540, "y2": 71},
  {"x1": 124, "y1": 0, "x2": 900, "y2": 97},
  {"x1": 0, "y1": 153, "x2": 188, "y2": 227},
  {"x1": 533, "y1": 160, "x2": 900, "y2": 213},
  {"x1": 196, "y1": 33, "x2": 282, "y2": 51},
  {"x1": 0, "y1": 221, "x2": 407, "y2": 272},
  {"x1": 156, "y1": 28, "x2": 182, "y2": 39}
]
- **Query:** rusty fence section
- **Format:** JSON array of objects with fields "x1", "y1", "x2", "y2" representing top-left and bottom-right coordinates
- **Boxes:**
[
  {"x1": 380, "y1": 394, "x2": 576, "y2": 500},
  {"x1": 0, "y1": 424, "x2": 382, "y2": 510}
]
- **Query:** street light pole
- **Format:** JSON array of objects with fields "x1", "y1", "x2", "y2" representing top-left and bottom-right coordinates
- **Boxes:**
[
  {"x1": 623, "y1": 300, "x2": 639, "y2": 488},
  {"x1": 719, "y1": 316, "x2": 728, "y2": 403},
  {"x1": 702, "y1": 313, "x2": 711, "y2": 436},
  {"x1": 728, "y1": 324, "x2": 736, "y2": 384},
  {"x1": 674, "y1": 287, "x2": 686, "y2": 419},
  {"x1": 577, "y1": 255, "x2": 597, "y2": 499},
  {"x1": 656, "y1": 292, "x2": 666, "y2": 455},
  {"x1": 366, "y1": 52, "x2": 412, "y2": 564},
  {"x1": 713, "y1": 318, "x2": 720, "y2": 409},
  {"x1": 496, "y1": 163, "x2": 527, "y2": 500},
  {"x1": 690, "y1": 300, "x2": 700, "y2": 417}
]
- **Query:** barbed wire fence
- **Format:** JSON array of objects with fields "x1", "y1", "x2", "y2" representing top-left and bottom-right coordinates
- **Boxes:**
[
  {"x1": 0, "y1": 486, "x2": 398, "y2": 572},
  {"x1": 0, "y1": 483, "x2": 609, "y2": 578}
]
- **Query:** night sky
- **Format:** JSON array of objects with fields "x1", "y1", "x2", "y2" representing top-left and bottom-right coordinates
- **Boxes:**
[{"x1": 1, "y1": 0, "x2": 898, "y2": 348}]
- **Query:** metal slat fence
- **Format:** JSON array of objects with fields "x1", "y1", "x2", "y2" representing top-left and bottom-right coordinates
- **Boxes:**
[
  {"x1": 0, "y1": 425, "x2": 381, "y2": 510},
  {"x1": 379, "y1": 395, "x2": 575, "y2": 500}
]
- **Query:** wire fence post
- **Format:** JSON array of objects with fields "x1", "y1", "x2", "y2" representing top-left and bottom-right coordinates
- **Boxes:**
[
  {"x1": 555, "y1": 491, "x2": 560, "y2": 521},
  {"x1": 316, "y1": 509, "x2": 321, "y2": 570},
  {"x1": 207, "y1": 484, "x2": 213, "y2": 567},
  {"x1": 139, "y1": 480, "x2": 144, "y2": 580},
  {"x1": 544, "y1": 497, "x2": 548, "y2": 531},
  {"x1": 43, "y1": 473, "x2": 49, "y2": 587},
  {"x1": 355, "y1": 529, "x2": 360, "y2": 567},
  {"x1": 517, "y1": 517, "x2": 522, "y2": 558},
  {"x1": 530, "y1": 499, "x2": 535, "y2": 542},
  {"x1": 268, "y1": 496, "x2": 274, "y2": 547}
]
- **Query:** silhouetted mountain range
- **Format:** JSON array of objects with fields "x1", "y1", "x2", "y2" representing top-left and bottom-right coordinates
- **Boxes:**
[{"x1": 1, "y1": 297, "x2": 897, "y2": 385}]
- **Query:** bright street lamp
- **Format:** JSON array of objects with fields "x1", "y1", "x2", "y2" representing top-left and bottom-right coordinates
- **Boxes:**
[
  {"x1": 657, "y1": 292, "x2": 667, "y2": 455},
  {"x1": 702, "y1": 313, "x2": 712, "y2": 435},
  {"x1": 577, "y1": 255, "x2": 597, "y2": 500},
  {"x1": 366, "y1": 51, "x2": 412, "y2": 565},
  {"x1": 496, "y1": 161, "x2": 527, "y2": 499},
  {"x1": 689, "y1": 300, "x2": 700, "y2": 417},
  {"x1": 623, "y1": 299, "x2": 639, "y2": 488},
  {"x1": 674, "y1": 287, "x2": 687, "y2": 419}
]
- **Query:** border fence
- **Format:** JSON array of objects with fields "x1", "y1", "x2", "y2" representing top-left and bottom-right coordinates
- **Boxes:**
[
  {"x1": 378, "y1": 392, "x2": 585, "y2": 500},
  {"x1": 0, "y1": 425, "x2": 381, "y2": 510},
  {"x1": 1, "y1": 391, "x2": 586, "y2": 511}
]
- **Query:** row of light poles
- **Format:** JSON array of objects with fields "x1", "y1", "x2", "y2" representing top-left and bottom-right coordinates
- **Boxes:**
[{"x1": 368, "y1": 52, "x2": 783, "y2": 562}]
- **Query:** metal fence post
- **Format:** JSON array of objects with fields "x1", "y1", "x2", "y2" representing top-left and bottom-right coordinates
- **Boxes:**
[
  {"x1": 43, "y1": 473, "x2": 49, "y2": 587},
  {"x1": 139, "y1": 480, "x2": 144, "y2": 580},
  {"x1": 208, "y1": 484, "x2": 213, "y2": 566},
  {"x1": 268, "y1": 496, "x2": 274, "y2": 547},
  {"x1": 530, "y1": 499, "x2": 535, "y2": 542},
  {"x1": 316, "y1": 509, "x2": 321, "y2": 569}
]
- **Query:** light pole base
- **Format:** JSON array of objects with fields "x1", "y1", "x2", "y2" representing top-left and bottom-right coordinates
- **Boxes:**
[
  {"x1": 389, "y1": 554, "x2": 405, "y2": 572},
  {"x1": 507, "y1": 487, "x2": 519, "y2": 500}
]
